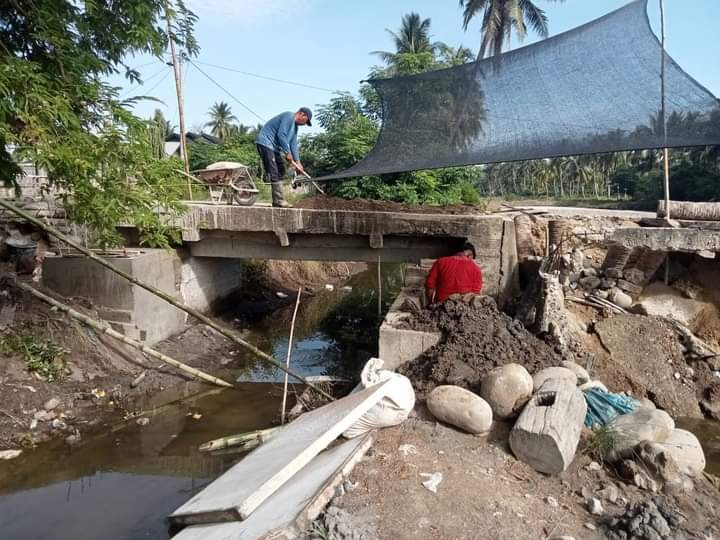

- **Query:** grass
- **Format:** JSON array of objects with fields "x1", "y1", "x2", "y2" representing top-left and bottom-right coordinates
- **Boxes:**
[
  {"x1": 587, "y1": 424, "x2": 621, "y2": 463},
  {"x1": 1, "y1": 331, "x2": 66, "y2": 382}
]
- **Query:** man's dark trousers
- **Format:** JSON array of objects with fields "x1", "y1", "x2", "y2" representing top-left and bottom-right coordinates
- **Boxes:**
[{"x1": 256, "y1": 144, "x2": 287, "y2": 205}]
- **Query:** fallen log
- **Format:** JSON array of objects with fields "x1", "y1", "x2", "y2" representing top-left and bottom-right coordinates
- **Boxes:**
[
  {"x1": 14, "y1": 280, "x2": 234, "y2": 388},
  {"x1": 509, "y1": 378, "x2": 587, "y2": 475},
  {"x1": 657, "y1": 200, "x2": 720, "y2": 221}
]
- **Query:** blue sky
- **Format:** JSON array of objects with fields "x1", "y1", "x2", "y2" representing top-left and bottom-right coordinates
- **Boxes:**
[{"x1": 111, "y1": 1, "x2": 720, "y2": 133}]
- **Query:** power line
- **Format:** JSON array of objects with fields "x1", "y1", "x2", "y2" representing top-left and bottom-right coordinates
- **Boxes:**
[
  {"x1": 143, "y1": 69, "x2": 172, "y2": 97},
  {"x1": 188, "y1": 60, "x2": 265, "y2": 123},
  {"x1": 119, "y1": 65, "x2": 170, "y2": 98},
  {"x1": 194, "y1": 60, "x2": 341, "y2": 93}
]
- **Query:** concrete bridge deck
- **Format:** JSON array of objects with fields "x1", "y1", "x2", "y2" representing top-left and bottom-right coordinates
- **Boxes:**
[{"x1": 155, "y1": 203, "x2": 518, "y2": 299}]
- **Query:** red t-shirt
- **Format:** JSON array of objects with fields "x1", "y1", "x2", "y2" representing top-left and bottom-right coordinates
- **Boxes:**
[{"x1": 426, "y1": 255, "x2": 483, "y2": 302}]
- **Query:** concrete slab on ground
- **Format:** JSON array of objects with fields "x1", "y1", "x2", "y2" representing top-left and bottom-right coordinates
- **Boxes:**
[
  {"x1": 173, "y1": 435, "x2": 372, "y2": 540},
  {"x1": 610, "y1": 227, "x2": 720, "y2": 254},
  {"x1": 169, "y1": 380, "x2": 392, "y2": 526}
]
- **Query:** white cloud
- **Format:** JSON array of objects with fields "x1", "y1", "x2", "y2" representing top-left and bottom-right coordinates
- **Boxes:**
[{"x1": 189, "y1": 0, "x2": 309, "y2": 25}]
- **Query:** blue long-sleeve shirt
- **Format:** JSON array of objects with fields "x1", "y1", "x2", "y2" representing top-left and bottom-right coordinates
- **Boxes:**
[{"x1": 256, "y1": 112, "x2": 300, "y2": 161}]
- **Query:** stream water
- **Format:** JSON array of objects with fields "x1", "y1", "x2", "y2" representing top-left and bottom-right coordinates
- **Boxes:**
[
  {"x1": 0, "y1": 265, "x2": 403, "y2": 540},
  {"x1": 1, "y1": 264, "x2": 719, "y2": 540}
]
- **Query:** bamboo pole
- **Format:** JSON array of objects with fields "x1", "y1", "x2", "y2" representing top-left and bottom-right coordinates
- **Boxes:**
[
  {"x1": 14, "y1": 280, "x2": 234, "y2": 388},
  {"x1": 281, "y1": 287, "x2": 302, "y2": 425},
  {"x1": 0, "y1": 198, "x2": 334, "y2": 400},
  {"x1": 199, "y1": 427, "x2": 278, "y2": 452}
]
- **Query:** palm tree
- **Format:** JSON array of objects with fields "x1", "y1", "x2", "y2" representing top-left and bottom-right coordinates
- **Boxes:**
[
  {"x1": 205, "y1": 101, "x2": 238, "y2": 141},
  {"x1": 459, "y1": 0, "x2": 564, "y2": 59},
  {"x1": 436, "y1": 43, "x2": 474, "y2": 66},
  {"x1": 372, "y1": 13, "x2": 437, "y2": 75}
]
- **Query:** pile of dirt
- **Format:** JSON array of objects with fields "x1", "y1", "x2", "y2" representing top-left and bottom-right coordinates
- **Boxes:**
[
  {"x1": 295, "y1": 195, "x2": 485, "y2": 215},
  {"x1": 399, "y1": 296, "x2": 561, "y2": 398}
]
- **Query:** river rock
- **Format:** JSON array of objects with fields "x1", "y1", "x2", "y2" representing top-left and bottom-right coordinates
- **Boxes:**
[
  {"x1": 44, "y1": 397, "x2": 60, "y2": 411},
  {"x1": 532, "y1": 367, "x2": 577, "y2": 391},
  {"x1": 657, "y1": 428, "x2": 705, "y2": 477},
  {"x1": 426, "y1": 385, "x2": 492, "y2": 434},
  {"x1": 560, "y1": 361, "x2": 590, "y2": 384},
  {"x1": 480, "y1": 363, "x2": 533, "y2": 419},
  {"x1": 609, "y1": 408, "x2": 675, "y2": 456},
  {"x1": 578, "y1": 380, "x2": 608, "y2": 393},
  {"x1": 579, "y1": 276, "x2": 601, "y2": 290},
  {"x1": 608, "y1": 288, "x2": 632, "y2": 309}
]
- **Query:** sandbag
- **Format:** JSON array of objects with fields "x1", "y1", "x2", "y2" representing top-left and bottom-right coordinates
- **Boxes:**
[{"x1": 343, "y1": 358, "x2": 415, "y2": 439}]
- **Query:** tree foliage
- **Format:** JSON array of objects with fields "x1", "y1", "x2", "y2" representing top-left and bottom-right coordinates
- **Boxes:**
[
  {"x1": 0, "y1": 0, "x2": 198, "y2": 247},
  {"x1": 300, "y1": 14, "x2": 481, "y2": 206},
  {"x1": 460, "y1": 0, "x2": 565, "y2": 59},
  {"x1": 205, "y1": 101, "x2": 239, "y2": 140}
]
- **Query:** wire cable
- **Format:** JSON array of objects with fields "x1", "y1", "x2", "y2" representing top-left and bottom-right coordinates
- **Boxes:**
[
  {"x1": 188, "y1": 60, "x2": 265, "y2": 123},
  {"x1": 142, "y1": 68, "x2": 172, "y2": 98},
  {"x1": 193, "y1": 60, "x2": 341, "y2": 93},
  {"x1": 119, "y1": 65, "x2": 170, "y2": 99}
]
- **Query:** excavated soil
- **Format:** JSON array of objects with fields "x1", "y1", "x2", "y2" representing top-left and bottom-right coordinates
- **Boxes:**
[
  {"x1": 295, "y1": 195, "x2": 485, "y2": 215},
  {"x1": 399, "y1": 296, "x2": 561, "y2": 398}
]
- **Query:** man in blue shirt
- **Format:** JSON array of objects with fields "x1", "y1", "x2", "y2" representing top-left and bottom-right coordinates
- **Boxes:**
[{"x1": 256, "y1": 107, "x2": 312, "y2": 207}]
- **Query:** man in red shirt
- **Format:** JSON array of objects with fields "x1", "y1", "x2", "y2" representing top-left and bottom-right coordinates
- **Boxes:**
[{"x1": 425, "y1": 241, "x2": 483, "y2": 303}]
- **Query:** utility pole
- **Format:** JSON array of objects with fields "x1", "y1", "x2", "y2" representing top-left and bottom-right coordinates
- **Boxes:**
[
  {"x1": 659, "y1": 0, "x2": 669, "y2": 219},
  {"x1": 166, "y1": 6, "x2": 193, "y2": 199}
]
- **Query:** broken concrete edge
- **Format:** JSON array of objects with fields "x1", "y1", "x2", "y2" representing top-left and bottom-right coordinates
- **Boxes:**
[{"x1": 610, "y1": 227, "x2": 720, "y2": 255}]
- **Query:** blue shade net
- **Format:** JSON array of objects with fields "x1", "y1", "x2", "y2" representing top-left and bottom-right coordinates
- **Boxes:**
[{"x1": 317, "y1": 0, "x2": 720, "y2": 180}]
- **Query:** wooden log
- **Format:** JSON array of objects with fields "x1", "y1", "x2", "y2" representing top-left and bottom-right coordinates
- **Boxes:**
[
  {"x1": 509, "y1": 378, "x2": 587, "y2": 475},
  {"x1": 657, "y1": 200, "x2": 720, "y2": 221}
]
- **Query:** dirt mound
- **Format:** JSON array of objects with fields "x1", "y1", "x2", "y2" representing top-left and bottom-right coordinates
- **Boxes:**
[
  {"x1": 593, "y1": 314, "x2": 703, "y2": 418},
  {"x1": 399, "y1": 296, "x2": 561, "y2": 398},
  {"x1": 295, "y1": 195, "x2": 485, "y2": 215}
]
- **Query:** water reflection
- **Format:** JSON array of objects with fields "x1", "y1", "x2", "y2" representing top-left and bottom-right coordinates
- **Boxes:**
[
  {"x1": 0, "y1": 383, "x2": 281, "y2": 540},
  {"x1": 232, "y1": 263, "x2": 404, "y2": 383}
]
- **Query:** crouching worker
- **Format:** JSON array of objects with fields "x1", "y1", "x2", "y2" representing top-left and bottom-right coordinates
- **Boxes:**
[{"x1": 425, "y1": 241, "x2": 483, "y2": 304}]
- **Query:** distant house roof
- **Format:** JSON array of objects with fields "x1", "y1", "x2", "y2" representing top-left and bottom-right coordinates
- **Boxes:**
[{"x1": 165, "y1": 132, "x2": 222, "y2": 145}]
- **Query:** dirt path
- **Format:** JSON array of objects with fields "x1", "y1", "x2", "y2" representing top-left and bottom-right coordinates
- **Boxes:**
[{"x1": 330, "y1": 414, "x2": 720, "y2": 540}]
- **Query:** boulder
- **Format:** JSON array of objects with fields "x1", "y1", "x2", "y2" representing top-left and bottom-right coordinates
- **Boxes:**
[
  {"x1": 604, "y1": 268, "x2": 623, "y2": 279},
  {"x1": 609, "y1": 408, "x2": 675, "y2": 456},
  {"x1": 578, "y1": 380, "x2": 608, "y2": 393},
  {"x1": 579, "y1": 276, "x2": 602, "y2": 290},
  {"x1": 427, "y1": 385, "x2": 492, "y2": 434},
  {"x1": 532, "y1": 367, "x2": 577, "y2": 392},
  {"x1": 616, "y1": 279, "x2": 643, "y2": 296},
  {"x1": 623, "y1": 268, "x2": 646, "y2": 285},
  {"x1": 481, "y1": 363, "x2": 533, "y2": 419},
  {"x1": 599, "y1": 278, "x2": 617, "y2": 290},
  {"x1": 608, "y1": 288, "x2": 632, "y2": 309},
  {"x1": 657, "y1": 428, "x2": 705, "y2": 477},
  {"x1": 560, "y1": 361, "x2": 590, "y2": 385}
]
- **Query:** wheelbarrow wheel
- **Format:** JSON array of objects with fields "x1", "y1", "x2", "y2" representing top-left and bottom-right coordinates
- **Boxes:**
[{"x1": 231, "y1": 179, "x2": 258, "y2": 206}]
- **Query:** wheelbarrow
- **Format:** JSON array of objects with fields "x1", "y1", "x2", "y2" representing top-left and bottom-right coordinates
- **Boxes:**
[{"x1": 193, "y1": 162, "x2": 260, "y2": 206}]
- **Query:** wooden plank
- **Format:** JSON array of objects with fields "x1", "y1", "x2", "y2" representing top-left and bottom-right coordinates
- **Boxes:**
[
  {"x1": 509, "y1": 378, "x2": 586, "y2": 475},
  {"x1": 172, "y1": 435, "x2": 372, "y2": 540},
  {"x1": 169, "y1": 380, "x2": 391, "y2": 526}
]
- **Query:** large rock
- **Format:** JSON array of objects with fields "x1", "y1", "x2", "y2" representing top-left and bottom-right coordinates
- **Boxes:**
[
  {"x1": 560, "y1": 361, "x2": 590, "y2": 384},
  {"x1": 608, "y1": 288, "x2": 633, "y2": 309},
  {"x1": 481, "y1": 364, "x2": 533, "y2": 420},
  {"x1": 657, "y1": 428, "x2": 705, "y2": 477},
  {"x1": 635, "y1": 282, "x2": 712, "y2": 328},
  {"x1": 426, "y1": 385, "x2": 492, "y2": 435},
  {"x1": 532, "y1": 367, "x2": 577, "y2": 392},
  {"x1": 609, "y1": 408, "x2": 675, "y2": 456}
]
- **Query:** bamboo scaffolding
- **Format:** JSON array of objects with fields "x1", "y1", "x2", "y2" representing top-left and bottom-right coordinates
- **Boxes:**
[
  {"x1": 0, "y1": 198, "x2": 333, "y2": 400},
  {"x1": 14, "y1": 280, "x2": 234, "y2": 388}
]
